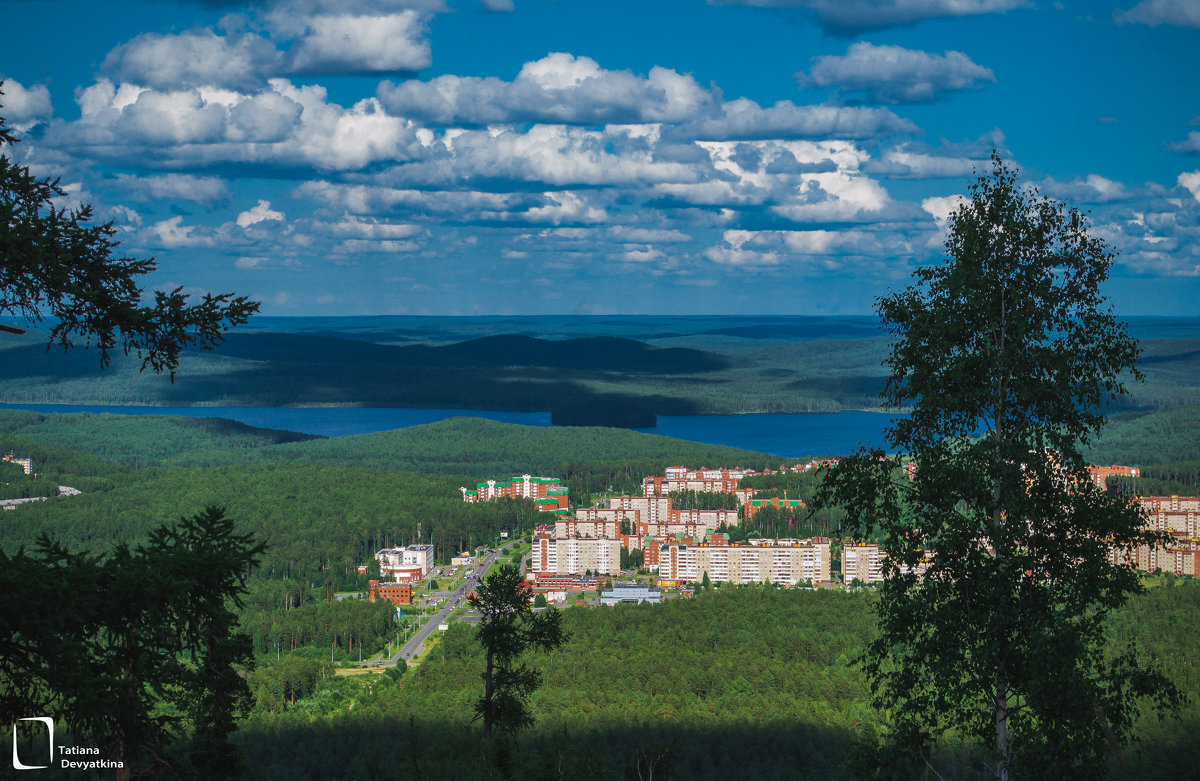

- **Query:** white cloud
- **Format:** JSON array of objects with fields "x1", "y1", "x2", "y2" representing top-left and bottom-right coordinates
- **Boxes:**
[
  {"x1": 323, "y1": 216, "x2": 424, "y2": 238},
  {"x1": 114, "y1": 173, "x2": 231, "y2": 206},
  {"x1": 709, "y1": 0, "x2": 1026, "y2": 34},
  {"x1": 0, "y1": 78, "x2": 53, "y2": 129},
  {"x1": 286, "y1": 12, "x2": 431, "y2": 74},
  {"x1": 145, "y1": 216, "x2": 217, "y2": 248},
  {"x1": 482, "y1": 0, "x2": 515, "y2": 9},
  {"x1": 800, "y1": 43, "x2": 995, "y2": 104},
  {"x1": 1179, "y1": 171, "x2": 1200, "y2": 201},
  {"x1": 101, "y1": 29, "x2": 282, "y2": 91},
  {"x1": 1039, "y1": 174, "x2": 1130, "y2": 203},
  {"x1": 921, "y1": 194, "x2": 967, "y2": 227},
  {"x1": 523, "y1": 191, "x2": 609, "y2": 224},
  {"x1": 1171, "y1": 131, "x2": 1200, "y2": 154},
  {"x1": 1116, "y1": 0, "x2": 1200, "y2": 27},
  {"x1": 378, "y1": 53, "x2": 711, "y2": 125},
  {"x1": 674, "y1": 98, "x2": 916, "y2": 140},
  {"x1": 54, "y1": 79, "x2": 424, "y2": 171},
  {"x1": 237, "y1": 199, "x2": 285, "y2": 227}
]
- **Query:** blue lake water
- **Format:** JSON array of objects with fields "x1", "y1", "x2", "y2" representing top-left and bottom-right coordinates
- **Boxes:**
[{"x1": 0, "y1": 403, "x2": 900, "y2": 457}]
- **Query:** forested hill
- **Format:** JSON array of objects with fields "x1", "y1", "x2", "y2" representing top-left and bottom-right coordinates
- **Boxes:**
[
  {"x1": 0, "y1": 411, "x2": 779, "y2": 476},
  {"x1": 0, "y1": 410, "x2": 321, "y2": 469},
  {"x1": 241, "y1": 417, "x2": 781, "y2": 476}
]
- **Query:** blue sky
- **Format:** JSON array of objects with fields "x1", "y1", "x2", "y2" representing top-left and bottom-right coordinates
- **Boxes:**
[{"x1": 2, "y1": 0, "x2": 1198, "y2": 316}]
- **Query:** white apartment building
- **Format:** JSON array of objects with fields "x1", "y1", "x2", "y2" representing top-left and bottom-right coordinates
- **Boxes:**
[{"x1": 375, "y1": 544, "x2": 435, "y2": 582}]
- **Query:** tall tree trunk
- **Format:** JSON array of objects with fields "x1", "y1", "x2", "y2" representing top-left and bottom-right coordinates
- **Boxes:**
[{"x1": 483, "y1": 649, "x2": 494, "y2": 742}]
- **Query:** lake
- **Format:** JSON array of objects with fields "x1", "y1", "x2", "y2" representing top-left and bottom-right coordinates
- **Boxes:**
[{"x1": 0, "y1": 403, "x2": 901, "y2": 458}]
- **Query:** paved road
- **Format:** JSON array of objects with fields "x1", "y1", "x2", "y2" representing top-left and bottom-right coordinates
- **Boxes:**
[{"x1": 381, "y1": 541, "x2": 521, "y2": 667}]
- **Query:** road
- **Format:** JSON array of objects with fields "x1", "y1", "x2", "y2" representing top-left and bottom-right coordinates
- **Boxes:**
[{"x1": 381, "y1": 541, "x2": 521, "y2": 667}]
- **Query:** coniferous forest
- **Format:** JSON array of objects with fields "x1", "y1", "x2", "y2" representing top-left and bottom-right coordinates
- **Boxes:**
[{"x1": 1, "y1": 410, "x2": 1198, "y2": 778}]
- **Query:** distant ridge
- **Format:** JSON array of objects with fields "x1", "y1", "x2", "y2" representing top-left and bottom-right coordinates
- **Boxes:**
[{"x1": 215, "y1": 332, "x2": 727, "y2": 373}]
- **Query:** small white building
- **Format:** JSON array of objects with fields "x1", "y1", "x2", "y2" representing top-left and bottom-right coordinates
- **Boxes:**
[{"x1": 376, "y1": 544, "x2": 435, "y2": 582}]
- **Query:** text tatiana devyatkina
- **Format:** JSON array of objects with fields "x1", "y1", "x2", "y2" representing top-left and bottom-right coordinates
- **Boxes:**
[{"x1": 58, "y1": 746, "x2": 124, "y2": 770}]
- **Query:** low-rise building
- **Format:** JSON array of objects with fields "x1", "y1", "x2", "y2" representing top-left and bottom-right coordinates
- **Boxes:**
[
  {"x1": 367, "y1": 580, "x2": 413, "y2": 605},
  {"x1": 601, "y1": 582, "x2": 662, "y2": 605}
]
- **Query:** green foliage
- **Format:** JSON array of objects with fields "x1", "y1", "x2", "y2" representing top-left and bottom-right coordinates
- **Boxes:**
[
  {"x1": 0, "y1": 506, "x2": 263, "y2": 777},
  {"x1": 666, "y1": 489, "x2": 739, "y2": 510},
  {"x1": 470, "y1": 564, "x2": 567, "y2": 752},
  {"x1": 1088, "y1": 405, "x2": 1200, "y2": 464},
  {"x1": 0, "y1": 99, "x2": 258, "y2": 375},
  {"x1": 821, "y1": 154, "x2": 1179, "y2": 780}
]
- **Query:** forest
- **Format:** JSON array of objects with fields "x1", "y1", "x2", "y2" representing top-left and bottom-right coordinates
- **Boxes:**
[
  {"x1": 232, "y1": 583, "x2": 1200, "y2": 780},
  {"x1": 1, "y1": 408, "x2": 1198, "y2": 778}
]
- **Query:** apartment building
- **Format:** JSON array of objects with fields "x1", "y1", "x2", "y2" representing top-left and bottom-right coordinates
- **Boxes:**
[
  {"x1": 1138, "y1": 496, "x2": 1200, "y2": 537},
  {"x1": 2, "y1": 452, "x2": 33, "y2": 475},
  {"x1": 531, "y1": 530, "x2": 621, "y2": 575},
  {"x1": 1089, "y1": 464, "x2": 1140, "y2": 489},
  {"x1": 461, "y1": 474, "x2": 569, "y2": 511},
  {"x1": 643, "y1": 466, "x2": 750, "y2": 498},
  {"x1": 842, "y1": 543, "x2": 885, "y2": 584},
  {"x1": 656, "y1": 536, "x2": 831, "y2": 587}
]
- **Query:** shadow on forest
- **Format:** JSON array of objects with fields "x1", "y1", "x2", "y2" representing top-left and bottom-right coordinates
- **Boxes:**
[{"x1": 236, "y1": 717, "x2": 862, "y2": 781}]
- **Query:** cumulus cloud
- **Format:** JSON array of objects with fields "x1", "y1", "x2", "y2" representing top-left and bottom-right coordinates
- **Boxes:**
[
  {"x1": 672, "y1": 98, "x2": 916, "y2": 140},
  {"x1": 1039, "y1": 174, "x2": 1131, "y2": 203},
  {"x1": 1179, "y1": 171, "x2": 1200, "y2": 201},
  {"x1": 0, "y1": 78, "x2": 53, "y2": 129},
  {"x1": 709, "y1": 0, "x2": 1026, "y2": 35},
  {"x1": 144, "y1": 215, "x2": 217, "y2": 248},
  {"x1": 285, "y1": 12, "x2": 432, "y2": 74},
  {"x1": 800, "y1": 43, "x2": 995, "y2": 104},
  {"x1": 53, "y1": 79, "x2": 424, "y2": 171},
  {"x1": 237, "y1": 199, "x2": 285, "y2": 227},
  {"x1": 921, "y1": 194, "x2": 966, "y2": 227},
  {"x1": 1171, "y1": 131, "x2": 1200, "y2": 154},
  {"x1": 378, "y1": 53, "x2": 711, "y2": 125},
  {"x1": 102, "y1": 29, "x2": 282, "y2": 91},
  {"x1": 1116, "y1": 0, "x2": 1200, "y2": 27},
  {"x1": 114, "y1": 173, "x2": 231, "y2": 206}
]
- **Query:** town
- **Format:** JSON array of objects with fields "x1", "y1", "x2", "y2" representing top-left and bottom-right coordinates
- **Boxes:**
[{"x1": 363, "y1": 462, "x2": 1200, "y2": 609}]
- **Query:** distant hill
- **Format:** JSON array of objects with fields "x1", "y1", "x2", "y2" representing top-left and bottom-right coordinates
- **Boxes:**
[
  {"x1": 216, "y1": 331, "x2": 728, "y2": 373},
  {"x1": 240, "y1": 416, "x2": 781, "y2": 476}
]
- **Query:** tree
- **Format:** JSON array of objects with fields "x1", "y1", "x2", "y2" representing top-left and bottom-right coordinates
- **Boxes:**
[
  {"x1": 820, "y1": 154, "x2": 1179, "y2": 780},
  {"x1": 468, "y1": 564, "x2": 566, "y2": 764},
  {"x1": 1, "y1": 93, "x2": 258, "y2": 375},
  {"x1": 0, "y1": 507, "x2": 264, "y2": 778}
]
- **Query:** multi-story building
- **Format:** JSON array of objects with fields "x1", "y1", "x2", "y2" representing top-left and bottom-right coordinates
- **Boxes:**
[
  {"x1": 375, "y1": 544, "x2": 435, "y2": 582},
  {"x1": 1138, "y1": 495, "x2": 1200, "y2": 537},
  {"x1": 656, "y1": 536, "x2": 831, "y2": 587},
  {"x1": 367, "y1": 580, "x2": 413, "y2": 605},
  {"x1": 1089, "y1": 464, "x2": 1140, "y2": 489},
  {"x1": 842, "y1": 543, "x2": 885, "y2": 584},
  {"x1": 461, "y1": 475, "x2": 569, "y2": 511},
  {"x1": 2, "y1": 452, "x2": 32, "y2": 475},
  {"x1": 531, "y1": 530, "x2": 621, "y2": 575},
  {"x1": 643, "y1": 466, "x2": 751, "y2": 499},
  {"x1": 582, "y1": 496, "x2": 738, "y2": 541}
]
